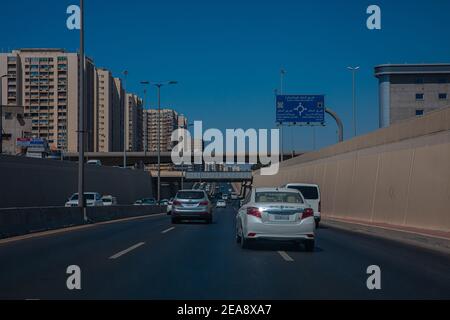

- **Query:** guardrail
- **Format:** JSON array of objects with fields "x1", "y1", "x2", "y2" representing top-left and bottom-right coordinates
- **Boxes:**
[{"x1": 0, "y1": 205, "x2": 167, "y2": 239}]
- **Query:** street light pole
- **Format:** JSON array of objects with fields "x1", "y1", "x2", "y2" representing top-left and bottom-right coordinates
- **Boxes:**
[
  {"x1": 280, "y1": 69, "x2": 286, "y2": 162},
  {"x1": 140, "y1": 81, "x2": 150, "y2": 157},
  {"x1": 347, "y1": 66, "x2": 360, "y2": 137},
  {"x1": 0, "y1": 74, "x2": 8, "y2": 154},
  {"x1": 157, "y1": 84, "x2": 162, "y2": 203},
  {"x1": 151, "y1": 81, "x2": 177, "y2": 203},
  {"x1": 123, "y1": 70, "x2": 128, "y2": 168},
  {"x1": 78, "y1": 0, "x2": 86, "y2": 217}
]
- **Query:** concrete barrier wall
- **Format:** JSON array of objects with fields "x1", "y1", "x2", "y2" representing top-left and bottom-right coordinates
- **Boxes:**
[
  {"x1": 254, "y1": 108, "x2": 450, "y2": 233},
  {"x1": 0, "y1": 205, "x2": 166, "y2": 239},
  {"x1": 0, "y1": 155, "x2": 154, "y2": 208}
]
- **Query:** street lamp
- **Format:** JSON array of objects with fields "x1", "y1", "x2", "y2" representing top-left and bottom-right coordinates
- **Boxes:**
[
  {"x1": 180, "y1": 123, "x2": 194, "y2": 190},
  {"x1": 140, "y1": 81, "x2": 150, "y2": 157},
  {"x1": 0, "y1": 74, "x2": 8, "y2": 154},
  {"x1": 347, "y1": 66, "x2": 360, "y2": 137},
  {"x1": 122, "y1": 70, "x2": 128, "y2": 168},
  {"x1": 151, "y1": 81, "x2": 178, "y2": 203},
  {"x1": 78, "y1": 0, "x2": 86, "y2": 216}
]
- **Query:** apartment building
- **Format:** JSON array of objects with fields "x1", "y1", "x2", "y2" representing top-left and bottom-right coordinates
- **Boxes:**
[
  {"x1": 113, "y1": 77, "x2": 125, "y2": 152},
  {"x1": 125, "y1": 93, "x2": 143, "y2": 152},
  {"x1": 375, "y1": 64, "x2": 450, "y2": 127},
  {"x1": 143, "y1": 109, "x2": 182, "y2": 152},
  {"x1": 94, "y1": 68, "x2": 114, "y2": 152},
  {"x1": 0, "y1": 48, "x2": 95, "y2": 152}
]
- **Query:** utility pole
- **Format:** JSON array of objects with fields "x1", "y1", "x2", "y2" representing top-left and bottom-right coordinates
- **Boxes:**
[
  {"x1": 0, "y1": 74, "x2": 8, "y2": 154},
  {"x1": 347, "y1": 66, "x2": 360, "y2": 137},
  {"x1": 280, "y1": 68, "x2": 286, "y2": 162},
  {"x1": 151, "y1": 81, "x2": 177, "y2": 203},
  {"x1": 157, "y1": 84, "x2": 161, "y2": 203},
  {"x1": 123, "y1": 70, "x2": 128, "y2": 168},
  {"x1": 78, "y1": 0, "x2": 86, "y2": 219}
]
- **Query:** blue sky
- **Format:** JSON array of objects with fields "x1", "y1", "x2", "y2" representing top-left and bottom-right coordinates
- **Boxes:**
[{"x1": 1, "y1": 0, "x2": 450, "y2": 151}]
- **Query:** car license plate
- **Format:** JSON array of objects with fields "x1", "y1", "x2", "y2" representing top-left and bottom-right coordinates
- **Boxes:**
[{"x1": 273, "y1": 215, "x2": 290, "y2": 221}]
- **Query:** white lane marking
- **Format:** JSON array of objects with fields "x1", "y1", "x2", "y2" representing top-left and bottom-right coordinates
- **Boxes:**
[
  {"x1": 109, "y1": 242, "x2": 145, "y2": 260},
  {"x1": 278, "y1": 251, "x2": 294, "y2": 262},
  {"x1": 162, "y1": 227, "x2": 175, "y2": 234}
]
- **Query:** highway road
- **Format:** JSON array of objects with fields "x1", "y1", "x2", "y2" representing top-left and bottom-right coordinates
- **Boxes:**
[{"x1": 0, "y1": 202, "x2": 449, "y2": 300}]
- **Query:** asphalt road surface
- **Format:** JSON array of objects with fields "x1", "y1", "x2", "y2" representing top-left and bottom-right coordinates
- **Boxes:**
[{"x1": 0, "y1": 202, "x2": 449, "y2": 300}]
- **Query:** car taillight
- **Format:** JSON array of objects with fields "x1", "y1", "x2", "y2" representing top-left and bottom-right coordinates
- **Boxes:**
[
  {"x1": 173, "y1": 200, "x2": 182, "y2": 206},
  {"x1": 247, "y1": 207, "x2": 262, "y2": 219},
  {"x1": 302, "y1": 208, "x2": 314, "y2": 220},
  {"x1": 200, "y1": 201, "x2": 209, "y2": 206}
]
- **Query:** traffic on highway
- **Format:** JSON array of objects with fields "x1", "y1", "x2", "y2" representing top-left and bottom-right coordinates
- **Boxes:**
[
  {"x1": 1, "y1": 0, "x2": 449, "y2": 315},
  {"x1": 1, "y1": 183, "x2": 449, "y2": 302}
]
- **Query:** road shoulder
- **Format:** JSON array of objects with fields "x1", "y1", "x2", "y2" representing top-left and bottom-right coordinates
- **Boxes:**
[{"x1": 322, "y1": 218, "x2": 450, "y2": 255}]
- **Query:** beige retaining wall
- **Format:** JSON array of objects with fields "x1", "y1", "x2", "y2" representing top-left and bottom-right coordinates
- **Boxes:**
[{"x1": 254, "y1": 108, "x2": 450, "y2": 233}]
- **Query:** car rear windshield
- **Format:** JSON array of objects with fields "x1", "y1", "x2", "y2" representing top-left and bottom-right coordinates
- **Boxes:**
[
  {"x1": 177, "y1": 191, "x2": 205, "y2": 199},
  {"x1": 71, "y1": 194, "x2": 96, "y2": 200},
  {"x1": 288, "y1": 186, "x2": 319, "y2": 200},
  {"x1": 255, "y1": 192, "x2": 304, "y2": 204}
]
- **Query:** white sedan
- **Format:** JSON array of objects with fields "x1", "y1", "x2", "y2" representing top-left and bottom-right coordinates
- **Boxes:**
[{"x1": 236, "y1": 187, "x2": 315, "y2": 251}]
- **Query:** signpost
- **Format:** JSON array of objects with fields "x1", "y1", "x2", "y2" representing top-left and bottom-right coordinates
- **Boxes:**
[{"x1": 276, "y1": 95, "x2": 325, "y2": 126}]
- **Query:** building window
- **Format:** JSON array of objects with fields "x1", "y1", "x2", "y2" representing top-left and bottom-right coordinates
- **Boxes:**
[
  {"x1": 439, "y1": 93, "x2": 447, "y2": 100},
  {"x1": 415, "y1": 78, "x2": 424, "y2": 84},
  {"x1": 416, "y1": 109, "x2": 424, "y2": 116},
  {"x1": 438, "y1": 78, "x2": 448, "y2": 84},
  {"x1": 415, "y1": 93, "x2": 424, "y2": 101}
]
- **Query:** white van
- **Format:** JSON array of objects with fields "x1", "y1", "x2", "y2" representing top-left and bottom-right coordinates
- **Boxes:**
[{"x1": 282, "y1": 183, "x2": 321, "y2": 228}]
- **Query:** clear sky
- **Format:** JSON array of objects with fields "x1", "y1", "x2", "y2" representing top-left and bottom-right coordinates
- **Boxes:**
[{"x1": 1, "y1": 0, "x2": 450, "y2": 151}]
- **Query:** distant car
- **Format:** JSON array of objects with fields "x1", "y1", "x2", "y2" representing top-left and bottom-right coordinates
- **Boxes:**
[
  {"x1": 87, "y1": 159, "x2": 102, "y2": 166},
  {"x1": 142, "y1": 198, "x2": 156, "y2": 206},
  {"x1": 65, "y1": 192, "x2": 104, "y2": 207},
  {"x1": 134, "y1": 200, "x2": 143, "y2": 206},
  {"x1": 216, "y1": 200, "x2": 227, "y2": 208},
  {"x1": 171, "y1": 190, "x2": 213, "y2": 224},
  {"x1": 102, "y1": 195, "x2": 117, "y2": 206},
  {"x1": 282, "y1": 183, "x2": 321, "y2": 228},
  {"x1": 236, "y1": 187, "x2": 315, "y2": 251}
]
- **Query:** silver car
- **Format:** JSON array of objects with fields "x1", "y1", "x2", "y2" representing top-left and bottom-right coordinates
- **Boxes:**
[
  {"x1": 171, "y1": 190, "x2": 213, "y2": 224},
  {"x1": 236, "y1": 187, "x2": 315, "y2": 251}
]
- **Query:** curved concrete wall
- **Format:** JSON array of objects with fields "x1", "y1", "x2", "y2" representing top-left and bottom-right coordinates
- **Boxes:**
[
  {"x1": 0, "y1": 156, "x2": 154, "y2": 208},
  {"x1": 254, "y1": 108, "x2": 450, "y2": 233}
]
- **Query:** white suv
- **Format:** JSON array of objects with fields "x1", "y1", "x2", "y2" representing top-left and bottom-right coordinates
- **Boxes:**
[
  {"x1": 236, "y1": 187, "x2": 315, "y2": 251},
  {"x1": 283, "y1": 183, "x2": 321, "y2": 228}
]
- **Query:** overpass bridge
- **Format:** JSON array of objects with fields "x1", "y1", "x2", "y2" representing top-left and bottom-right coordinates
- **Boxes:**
[{"x1": 63, "y1": 151, "x2": 304, "y2": 167}]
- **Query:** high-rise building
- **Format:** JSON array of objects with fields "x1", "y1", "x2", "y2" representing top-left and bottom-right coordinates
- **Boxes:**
[
  {"x1": 93, "y1": 68, "x2": 127, "y2": 152},
  {"x1": 94, "y1": 68, "x2": 114, "y2": 152},
  {"x1": 375, "y1": 64, "x2": 450, "y2": 127},
  {"x1": 0, "y1": 48, "x2": 95, "y2": 152},
  {"x1": 125, "y1": 93, "x2": 143, "y2": 152},
  {"x1": 113, "y1": 77, "x2": 125, "y2": 152},
  {"x1": 143, "y1": 109, "x2": 181, "y2": 152},
  {"x1": 178, "y1": 114, "x2": 187, "y2": 129}
]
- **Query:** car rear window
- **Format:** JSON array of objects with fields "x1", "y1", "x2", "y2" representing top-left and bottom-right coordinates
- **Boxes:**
[
  {"x1": 177, "y1": 191, "x2": 205, "y2": 199},
  {"x1": 255, "y1": 192, "x2": 304, "y2": 204},
  {"x1": 288, "y1": 186, "x2": 319, "y2": 200}
]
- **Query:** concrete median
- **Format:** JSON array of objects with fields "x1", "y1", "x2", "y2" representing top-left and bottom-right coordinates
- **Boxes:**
[{"x1": 0, "y1": 206, "x2": 166, "y2": 239}]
